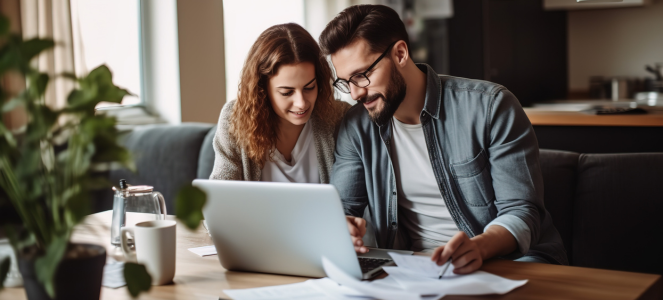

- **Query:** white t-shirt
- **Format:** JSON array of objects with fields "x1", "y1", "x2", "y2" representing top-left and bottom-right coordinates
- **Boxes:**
[
  {"x1": 260, "y1": 122, "x2": 320, "y2": 183},
  {"x1": 391, "y1": 117, "x2": 460, "y2": 252}
]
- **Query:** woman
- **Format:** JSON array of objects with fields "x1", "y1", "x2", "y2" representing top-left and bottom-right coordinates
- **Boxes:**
[{"x1": 209, "y1": 23, "x2": 350, "y2": 183}]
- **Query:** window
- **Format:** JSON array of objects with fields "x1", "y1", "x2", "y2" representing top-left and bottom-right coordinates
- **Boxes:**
[{"x1": 71, "y1": 0, "x2": 142, "y2": 105}]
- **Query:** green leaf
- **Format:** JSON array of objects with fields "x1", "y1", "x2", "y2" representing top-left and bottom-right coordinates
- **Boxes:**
[
  {"x1": 0, "y1": 36, "x2": 53, "y2": 75},
  {"x1": 0, "y1": 15, "x2": 9, "y2": 37},
  {"x1": 81, "y1": 176, "x2": 111, "y2": 191},
  {"x1": 59, "y1": 72, "x2": 77, "y2": 80},
  {"x1": 0, "y1": 36, "x2": 23, "y2": 73},
  {"x1": 0, "y1": 122, "x2": 16, "y2": 148},
  {"x1": 2, "y1": 97, "x2": 23, "y2": 113},
  {"x1": 63, "y1": 189, "x2": 90, "y2": 226},
  {"x1": 124, "y1": 262, "x2": 152, "y2": 297},
  {"x1": 0, "y1": 256, "x2": 10, "y2": 289},
  {"x1": 15, "y1": 145, "x2": 40, "y2": 179},
  {"x1": 66, "y1": 89, "x2": 96, "y2": 111},
  {"x1": 4, "y1": 227, "x2": 36, "y2": 253},
  {"x1": 66, "y1": 65, "x2": 125, "y2": 112},
  {"x1": 35, "y1": 234, "x2": 68, "y2": 298},
  {"x1": 19, "y1": 38, "x2": 55, "y2": 63},
  {"x1": 86, "y1": 64, "x2": 112, "y2": 82},
  {"x1": 98, "y1": 84, "x2": 130, "y2": 104},
  {"x1": 175, "y1": 185, "x2": 207, "y2": 230},
  {"x1": 26, "y1": 105, "x2": 59, "y2": 142},
  {"x1": 30, "y1": 73, "x2": 49, "y2": 97}
]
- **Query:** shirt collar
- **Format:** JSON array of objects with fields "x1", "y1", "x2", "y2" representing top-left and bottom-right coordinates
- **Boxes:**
[{"x1": 416, "y1": 63, "x2": 442, "y2": 120}]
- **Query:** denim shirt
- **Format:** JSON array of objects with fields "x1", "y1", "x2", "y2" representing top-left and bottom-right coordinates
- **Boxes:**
[{"x1": 330, "y1": 64, "x2": 568, "y2": 265}]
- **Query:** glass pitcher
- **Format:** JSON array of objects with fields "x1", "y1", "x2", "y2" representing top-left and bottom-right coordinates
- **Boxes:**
[{"x1": 110, "y1": 179, "x2": 167, "y2": 246}]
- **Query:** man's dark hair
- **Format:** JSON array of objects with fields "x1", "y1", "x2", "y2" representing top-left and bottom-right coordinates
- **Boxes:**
[{"x1": 319, "y1": 5, "x2": 410, "y2": 56}]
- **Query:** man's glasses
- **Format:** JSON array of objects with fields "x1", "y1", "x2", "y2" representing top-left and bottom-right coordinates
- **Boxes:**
[{"x1": 333, "y1": 41, "x2": 398, "y2": 94}]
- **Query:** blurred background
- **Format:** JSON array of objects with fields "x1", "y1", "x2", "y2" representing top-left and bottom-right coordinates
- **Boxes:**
[{"x1": 1, "y1": 0, "x2": 662, "y2": 153}]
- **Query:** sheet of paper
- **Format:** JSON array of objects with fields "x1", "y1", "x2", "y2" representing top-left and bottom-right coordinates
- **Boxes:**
[
  {"x1": 383, "y1": 267, "x2": 527, "y2": 296},
  {"x1": 187, "y1": 245, "x2": 217, "y2": 257},
  {"x1": 388, "y1": 252, "x2": 457, "y2": 278},
  {"x1": 322, "y1": 257, "x2": 421, "y2": 300},
  {"x1": 367, "y1": 276, "x2": 441, "y2": 300},
  {"x1": 309, "y1": 278, "x2": 378, "y2": 299},
  {"x1": 223, "y1": 281, "x2": 333, "y2": 300}
]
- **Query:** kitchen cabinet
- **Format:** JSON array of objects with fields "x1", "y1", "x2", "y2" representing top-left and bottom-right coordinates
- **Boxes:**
[
  {"x1": 526, "y1": 109, "x2": 663, "y2": 153},
  {"x1": 544, "y1": 0, "x2": 651, "y2": 11},
  {"x1": 448, "y1": 0, "x2": 567, "y2": 107}
]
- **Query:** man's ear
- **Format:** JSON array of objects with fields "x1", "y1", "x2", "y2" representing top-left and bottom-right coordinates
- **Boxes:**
[{"x1": 391, "y1": 40, "x2": 409, "y2": 67}]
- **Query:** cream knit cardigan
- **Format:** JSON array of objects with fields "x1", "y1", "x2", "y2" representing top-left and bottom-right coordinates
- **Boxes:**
[{"x1": 209, "y1": 99, "x2": 351, "y2": 183}]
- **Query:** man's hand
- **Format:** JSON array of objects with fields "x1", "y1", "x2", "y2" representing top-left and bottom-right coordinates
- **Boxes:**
[
  {"x1": 431, "y1": 232, "x2": 483, "y2": 274},
  {"x1": 345, "y1": 216, "x2": 368, "y2": 253},
  {"x1": 431, "y1": 226, "x2": 518, "y2": 274}
]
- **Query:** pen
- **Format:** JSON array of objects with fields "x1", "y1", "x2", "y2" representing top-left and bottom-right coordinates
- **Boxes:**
[{"x1": 438, "y1": 258, "x2": 452, "y2": 279}]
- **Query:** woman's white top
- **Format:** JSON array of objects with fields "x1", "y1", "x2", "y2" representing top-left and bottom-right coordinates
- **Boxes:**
[{"x1": 260, "y1": 122, "x2": 320, "y2": 183}]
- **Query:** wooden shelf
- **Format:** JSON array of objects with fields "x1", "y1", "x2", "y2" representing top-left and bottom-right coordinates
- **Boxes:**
[{"x1": 524, "y1": 109, "x2": 663, "y2": 127}]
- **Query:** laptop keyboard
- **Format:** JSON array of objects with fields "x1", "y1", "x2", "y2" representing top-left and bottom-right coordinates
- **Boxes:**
[{"x1": 358, "y1": 257, "x2": 392, "y2": 273}]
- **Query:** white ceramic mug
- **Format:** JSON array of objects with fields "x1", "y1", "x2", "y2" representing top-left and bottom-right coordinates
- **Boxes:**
[{"x1": 121, "y1": 220, "x2": 176, "y2": 285}]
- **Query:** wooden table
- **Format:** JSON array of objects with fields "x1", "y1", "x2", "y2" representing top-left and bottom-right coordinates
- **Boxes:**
[{"x1": 2, "y1": 211, "x2": 661, "y2": 300}]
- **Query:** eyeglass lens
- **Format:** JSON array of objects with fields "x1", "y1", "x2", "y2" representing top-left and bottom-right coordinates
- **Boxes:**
[{"x1": 336, "y1": 74, "x2": 370, "y2": 94}]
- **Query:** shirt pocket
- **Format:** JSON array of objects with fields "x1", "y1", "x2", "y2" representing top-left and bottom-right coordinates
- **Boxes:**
[{"x1": 449, "y1": 149, "x2": 495, "y2": 207}]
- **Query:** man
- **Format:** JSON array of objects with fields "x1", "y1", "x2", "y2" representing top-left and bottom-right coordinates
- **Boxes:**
[{"x1": 320, "y1": 5, "x2": 568, "y2": 273}]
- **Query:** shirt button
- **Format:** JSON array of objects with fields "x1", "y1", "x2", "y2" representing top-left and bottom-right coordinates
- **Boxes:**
[
  {"x1": 392, "y1": 192, "x2": 396, "y2": 195},
  {"x1": 391, "y1": 222, "x2": 397, "y2": 226}
]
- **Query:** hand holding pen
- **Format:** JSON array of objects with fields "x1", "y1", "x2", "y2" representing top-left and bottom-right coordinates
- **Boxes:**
[
  {"x1": 431, "y1": 231, "x2": 484, "y2": 275},
  {"x1": 438, "y1": 258, "x2": 452, "y2": 279}
]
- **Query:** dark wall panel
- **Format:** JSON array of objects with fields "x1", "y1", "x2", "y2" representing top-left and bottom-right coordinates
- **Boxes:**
[
  {"x1": 448, "y1": 0, "x2": 485, "y2": 80},
  {"x1": 448, "y1": 0, "x2": 568, "y2": 107}
]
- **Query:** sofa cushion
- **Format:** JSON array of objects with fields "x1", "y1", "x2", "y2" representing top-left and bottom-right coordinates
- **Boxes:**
[
  {"x1": 197, "y1": 126, "x2": 217, "y2": 179},
  {"x1": 573, "y1": 153, "x2": 663, "y2": 274},
  {"x1": 539, "y1": 149, "x2": 578, "y2": 263},
  {"x1": 98, "y1": 123, "x2": 214, "y2": 214}
]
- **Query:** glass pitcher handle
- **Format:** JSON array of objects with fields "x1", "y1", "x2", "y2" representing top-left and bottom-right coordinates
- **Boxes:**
[{"x1": 153, "y1": 192, "x2": 167, "y2": 220}]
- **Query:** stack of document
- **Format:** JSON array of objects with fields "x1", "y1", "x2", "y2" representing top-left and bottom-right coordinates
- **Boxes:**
[{"x1": 224, "y1": 252, "x2": 528, "y2": 300}]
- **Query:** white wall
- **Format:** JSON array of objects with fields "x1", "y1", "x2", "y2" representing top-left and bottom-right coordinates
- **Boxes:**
[
  {"x1": 223, "y1": 0, "x2": 305, "y2": 103},
  {"x1": 568, "y1": 0, "x2": 663, "y2": 91},
  {"x1": 304, "y1": 0, "x2": 351, "y2": 40}
]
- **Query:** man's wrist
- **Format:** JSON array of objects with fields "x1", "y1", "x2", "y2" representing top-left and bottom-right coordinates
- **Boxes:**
[
  {"x1": 470, "y1": 233, "x2": 491, "y2": 261},
  {"x1": 471, "y1": 225, "x2": 518, "y2": 260}
]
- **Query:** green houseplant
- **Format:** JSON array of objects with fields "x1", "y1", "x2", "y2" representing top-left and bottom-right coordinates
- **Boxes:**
[{"x1": 0, "y1": 15, "x2": 207, "y2": 299}]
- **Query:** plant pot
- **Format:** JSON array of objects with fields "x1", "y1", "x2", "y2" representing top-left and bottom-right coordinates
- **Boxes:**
[{"x1": 18, "y1": 243, "x2": 106, "y2": 300}]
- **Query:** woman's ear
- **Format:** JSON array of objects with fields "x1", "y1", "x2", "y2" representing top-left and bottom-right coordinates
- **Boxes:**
[{"x1": 392, "y1": 40, "x2": 409, "y2": 67}]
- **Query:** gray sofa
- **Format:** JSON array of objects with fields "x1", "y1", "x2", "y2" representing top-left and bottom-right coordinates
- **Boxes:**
[
  {"x1": 96, "y1": 123, "x2": 216, "y2": 214},
  {"x1": 98, "y1": 123, "x2": 663, "y2": 275}
]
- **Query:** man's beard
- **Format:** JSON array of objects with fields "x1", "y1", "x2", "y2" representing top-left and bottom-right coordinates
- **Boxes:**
[{"x1": 358, "y1": 61, "x2": 407, "y2": 126}]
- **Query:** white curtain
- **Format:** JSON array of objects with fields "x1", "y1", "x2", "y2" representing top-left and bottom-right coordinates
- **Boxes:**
[{"x1": 21, "y1": 0, "x2": 79, "y2": 110}]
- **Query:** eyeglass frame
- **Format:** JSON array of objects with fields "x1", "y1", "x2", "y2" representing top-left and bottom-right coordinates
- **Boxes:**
[{"x1": 332, "y1": 40, "x2": 398, "y2": 94}]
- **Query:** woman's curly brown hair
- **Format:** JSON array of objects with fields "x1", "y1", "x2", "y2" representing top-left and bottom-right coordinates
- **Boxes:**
[{"x1": 230, "y1": 23, "x2": 342, "y2": 168}]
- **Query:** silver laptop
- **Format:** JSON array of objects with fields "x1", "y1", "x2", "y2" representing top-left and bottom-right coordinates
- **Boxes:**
[{"x1": 193, "y1": 179, "x2": 409, "y2": 279}]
